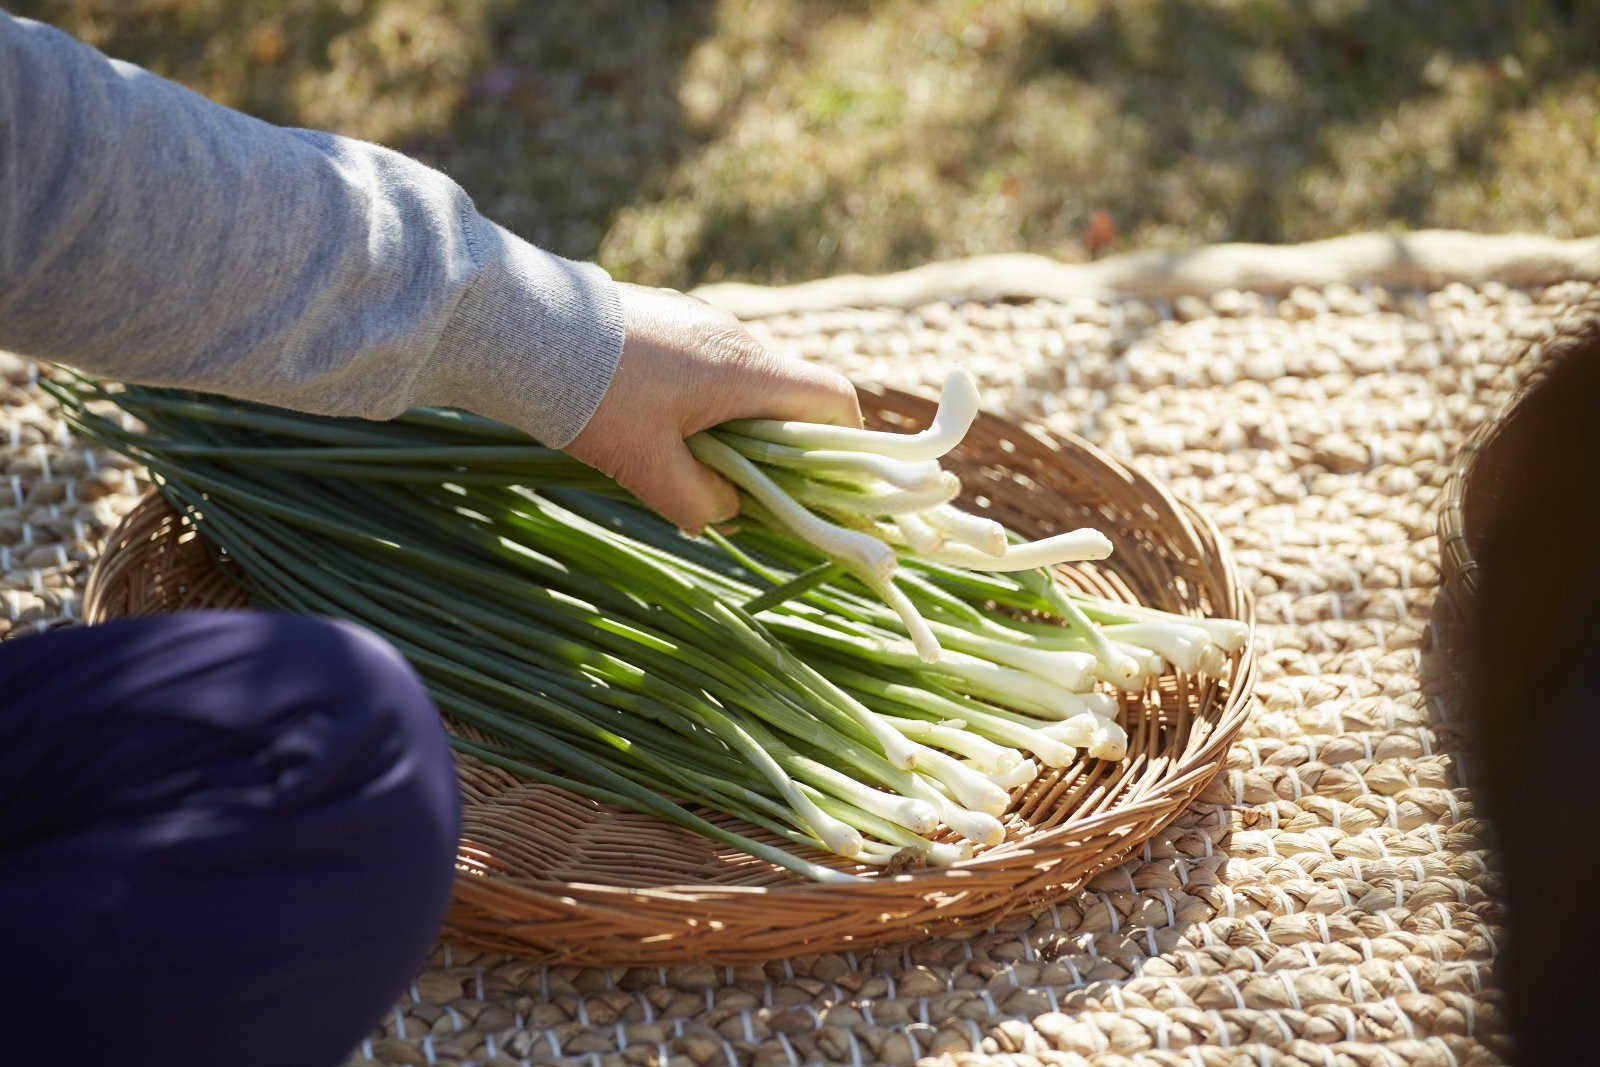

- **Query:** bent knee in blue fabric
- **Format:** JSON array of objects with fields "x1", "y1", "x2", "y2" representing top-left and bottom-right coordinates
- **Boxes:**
[{"x1": 0, "y1": 610, "x2": 460, "y2": 1067}]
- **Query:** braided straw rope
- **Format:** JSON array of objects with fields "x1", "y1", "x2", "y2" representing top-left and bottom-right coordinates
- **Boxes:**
[
  {"x1": 9, "y1": 231, "x2": 1600, "y2": 1066},
  {"x1": 81, "y1": 386, "x2": 1256, "y2": 963}
]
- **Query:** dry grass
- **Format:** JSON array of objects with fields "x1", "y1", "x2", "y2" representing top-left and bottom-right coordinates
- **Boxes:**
[{"x1": 17, "y1": 0, "x2": 1600, "y2": 289}]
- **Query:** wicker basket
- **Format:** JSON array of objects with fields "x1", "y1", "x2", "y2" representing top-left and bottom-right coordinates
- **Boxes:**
[
  {"x1": 1438, "y1": 294, "x2": 1600, "y2": 616},
  {"x1": 84, "y1": 387, "x2": 1255, "y2": 964}
]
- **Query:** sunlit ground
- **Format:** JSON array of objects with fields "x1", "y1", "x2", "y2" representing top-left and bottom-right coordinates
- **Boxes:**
[{"x1": 18, "y1": 0, "x2": 1600, "y2": 288}]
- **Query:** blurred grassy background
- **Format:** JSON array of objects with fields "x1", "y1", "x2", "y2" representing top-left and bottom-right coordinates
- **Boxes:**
[{"x1": 16, "y1": 0, "x2": 1599, "y2": 289}]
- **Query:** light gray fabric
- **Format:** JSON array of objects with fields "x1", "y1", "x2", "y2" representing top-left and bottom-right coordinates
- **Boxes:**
[{"x1": 0, "y1": 12, "x2": 623, "y2": 448}]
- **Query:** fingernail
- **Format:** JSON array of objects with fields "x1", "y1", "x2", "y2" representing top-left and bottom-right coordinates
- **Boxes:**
[{"x1": 709, "y1": 486, "x2": 741, "y2": 525}]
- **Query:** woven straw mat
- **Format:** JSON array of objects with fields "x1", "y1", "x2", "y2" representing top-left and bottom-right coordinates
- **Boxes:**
[{"x1": 7, "y1": 232, "x2": 1594, "y2": 1067}]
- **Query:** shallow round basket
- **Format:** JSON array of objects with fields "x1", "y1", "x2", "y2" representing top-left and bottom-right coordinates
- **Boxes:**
[
  {"x1": 85, "y1": 387, "x2": 1255, "y2": 964},
  {"x1": 1438, "y1": 295, "x2": 1600, "y2": 616}
]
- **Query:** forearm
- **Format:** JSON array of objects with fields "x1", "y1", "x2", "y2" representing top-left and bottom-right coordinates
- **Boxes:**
[{"x1": 0, "y1": 13, "x2": 622, "y2": 447}]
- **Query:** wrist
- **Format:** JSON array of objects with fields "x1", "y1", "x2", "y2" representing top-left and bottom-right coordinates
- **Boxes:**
[{"x1": 412, "y1": 221, "x2": 624, "y2": 447}]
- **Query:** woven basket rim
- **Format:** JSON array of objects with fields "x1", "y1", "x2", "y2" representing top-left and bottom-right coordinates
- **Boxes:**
[{"x1": 1437, "y1": 296, "x2": 1600, "y2": 615}]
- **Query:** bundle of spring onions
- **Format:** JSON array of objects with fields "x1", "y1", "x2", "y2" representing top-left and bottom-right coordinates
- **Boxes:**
[{"x1": 49, "y1": 368, "x2": 1247, "y2": 882}]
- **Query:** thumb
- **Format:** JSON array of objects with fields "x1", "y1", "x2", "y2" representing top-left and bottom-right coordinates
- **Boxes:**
[{"x1": 622, "y1": 439, "x2": 741, "y2": 534}]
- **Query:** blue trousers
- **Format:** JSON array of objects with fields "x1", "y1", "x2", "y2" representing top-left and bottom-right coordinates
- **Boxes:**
[{"x1": 0, "y1": 611, "x2": 461, "y2": 1066}]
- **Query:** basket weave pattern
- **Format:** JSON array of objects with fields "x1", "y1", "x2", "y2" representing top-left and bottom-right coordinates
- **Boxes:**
[
  {"x1": 8, "y1": 240, "x2": 1591, "y2": 1066},
  {"x1": 1438, "y1": 291, "x2": 1600, "y2": 614},
  {"x1": 83, "y1": 390, "x2": 1254, "y2": 964}
]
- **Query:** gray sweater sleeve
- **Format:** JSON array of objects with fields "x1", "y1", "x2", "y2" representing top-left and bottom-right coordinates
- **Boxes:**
[{"x1": 0, "y1": 13, "x2": 623, "y2": 448}]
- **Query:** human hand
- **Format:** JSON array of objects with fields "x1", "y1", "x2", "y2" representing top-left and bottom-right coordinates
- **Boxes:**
[{"x1": 566, "y1": 282, "x2": 862, "y2": 533}]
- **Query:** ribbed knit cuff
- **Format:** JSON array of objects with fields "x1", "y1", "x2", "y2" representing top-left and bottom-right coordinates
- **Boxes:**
[{"x1": 414, "y1": 221, "x2": 624, "y2": 448}]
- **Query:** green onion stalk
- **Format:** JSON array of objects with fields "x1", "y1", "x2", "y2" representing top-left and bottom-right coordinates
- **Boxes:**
[{"x1": 46, "y1": 367, "x2": 1245, "y2": 880}]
